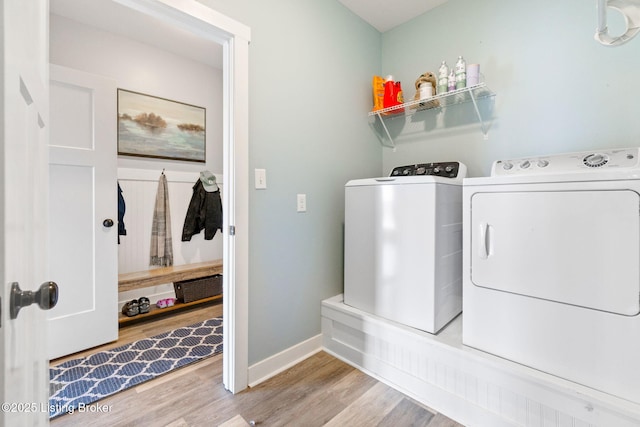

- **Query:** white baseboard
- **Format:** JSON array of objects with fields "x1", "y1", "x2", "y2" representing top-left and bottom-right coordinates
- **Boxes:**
[{"x1": 247, "y1": 334, "x2": 322, "y2": 388}]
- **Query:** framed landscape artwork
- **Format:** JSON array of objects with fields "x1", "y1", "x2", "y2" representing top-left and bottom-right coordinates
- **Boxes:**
[{"x1": 117, "y1": 89, "x2": 206, "y2": 162}]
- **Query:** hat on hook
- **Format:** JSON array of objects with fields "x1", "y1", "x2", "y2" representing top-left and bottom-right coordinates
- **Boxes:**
[{"x1": 200, "y1": 170, "x2": 219, "y2": 192}]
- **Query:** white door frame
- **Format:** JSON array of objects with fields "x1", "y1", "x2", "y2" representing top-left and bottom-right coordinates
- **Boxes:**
[{"x1": 114, "y1": 0, "x2": 250, "y2": 393}]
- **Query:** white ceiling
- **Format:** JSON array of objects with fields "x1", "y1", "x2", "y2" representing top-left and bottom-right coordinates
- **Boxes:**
[
  {"x1": 337, "y1": 0, "x2": 450, "y2": 32},
  {"x1": 50, "y1": 0, "x2": 448, "y2": 70},
  {"x1": 50, "y1": 0, "x2": 223, "y2": 69}
]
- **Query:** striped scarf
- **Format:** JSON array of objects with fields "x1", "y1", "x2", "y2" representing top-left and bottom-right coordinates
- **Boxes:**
[{"x1": 150, "y1": 172, "x2": 173, "y2": 266}]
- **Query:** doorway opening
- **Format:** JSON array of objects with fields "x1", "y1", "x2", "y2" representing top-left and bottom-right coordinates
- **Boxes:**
[{"x1": 48, "y1": 0, "x2": 249, "y2": 393}]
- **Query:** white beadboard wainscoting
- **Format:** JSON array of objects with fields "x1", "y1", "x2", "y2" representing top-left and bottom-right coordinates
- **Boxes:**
[
  {"x1": 117, "y1": 168, "x2": 223, "y2": 306},
  {"x1": 322, "y1": 295, "x2": 640, "y2": 427}
]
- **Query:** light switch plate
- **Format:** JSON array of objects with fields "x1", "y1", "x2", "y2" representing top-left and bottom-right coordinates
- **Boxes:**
[
  {"x1": 255, "y1": 168, "x2": 266, "y2": 189},
  {"x1": 297, "y1": 194, "x2": 306, "y2": 212}
]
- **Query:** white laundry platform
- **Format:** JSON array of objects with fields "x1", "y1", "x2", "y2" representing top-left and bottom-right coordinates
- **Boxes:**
[{"x1": 321, "y1": 294, "x2": 640, "y2": 427}]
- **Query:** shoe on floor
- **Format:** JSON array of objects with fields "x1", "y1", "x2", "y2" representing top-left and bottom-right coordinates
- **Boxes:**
[
  {"x1": 156, "y1": 298, "x2": 177, "y2": 309},
  {"x1": 122, "y1": 300, "x2": 139, "y2": 317},
  {"x1": 138, "y1": 297, "x2": 150, "y2": 314}
]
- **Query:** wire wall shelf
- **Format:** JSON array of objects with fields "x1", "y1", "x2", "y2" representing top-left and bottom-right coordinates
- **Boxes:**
[{"x1": 369, "y1": 83, "x2": 495, "y2": 147}]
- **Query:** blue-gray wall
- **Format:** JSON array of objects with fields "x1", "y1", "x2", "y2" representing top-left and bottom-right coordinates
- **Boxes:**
[
  {"x1": 198, "y1": 0, "x2": 640, "y2": 367},
  {"x1": 197, "y1": 0, "x2": 382, "y2": 365},
  {"x1": 381, "y1": 0, "x2": 640, "y2": 177}
]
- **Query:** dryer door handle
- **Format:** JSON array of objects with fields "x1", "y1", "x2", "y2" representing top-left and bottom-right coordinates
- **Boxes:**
[{"x1": 479, "y1": 222, "x2": 491, "y2": 259}]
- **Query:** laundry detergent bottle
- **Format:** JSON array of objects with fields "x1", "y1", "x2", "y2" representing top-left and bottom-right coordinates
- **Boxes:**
[
  {"x1": 394, "y1": 81, "x2": 405, "y2": 112},
  {"x1": 383, "y1": 75, "x2": 397, "y2": 108},
  {"x1": 383, "y1": 75, "x2": 404, "y2": 112},
  {"x1": 437, "y1": 61, "x2": 449, "y2": 94},
  {"x1": 455, "y1": 56, "x2": 467, "y2": 89}
]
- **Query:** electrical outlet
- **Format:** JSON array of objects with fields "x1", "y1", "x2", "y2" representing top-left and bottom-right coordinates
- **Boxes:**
[
  {"x1": 297, "y1": 194, "x2": 306, "y2": 212},
  {"x1": 255, "y1": 169, "x2": 266, "y2": 189}
]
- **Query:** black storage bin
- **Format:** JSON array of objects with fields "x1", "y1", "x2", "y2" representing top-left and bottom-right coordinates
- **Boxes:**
[{"x1": 173, "y1": 274, "x2": 222, "y2": 303}]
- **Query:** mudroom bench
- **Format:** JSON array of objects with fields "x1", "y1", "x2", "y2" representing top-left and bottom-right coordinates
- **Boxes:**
[{"x1": 118, "y1": 259, "x2": 223, "y2": 325}]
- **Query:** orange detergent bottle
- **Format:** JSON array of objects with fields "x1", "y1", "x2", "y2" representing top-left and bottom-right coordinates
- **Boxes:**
[{"x1": 372, "y1": 75, "x2": 385, "y2": 112}]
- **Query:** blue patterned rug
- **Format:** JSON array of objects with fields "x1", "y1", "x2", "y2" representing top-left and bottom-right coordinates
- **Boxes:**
[{"x1": 49, "y1": 317, "x2": 223, "y2": 418}]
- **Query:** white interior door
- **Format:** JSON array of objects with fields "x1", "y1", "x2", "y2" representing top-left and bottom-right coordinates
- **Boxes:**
[
  {"x1": 47, "y1": 64, "x2": 118, "y2": 359},
  {"x1": 0, "y1": 0, "x2": 51, "y2": 425}
]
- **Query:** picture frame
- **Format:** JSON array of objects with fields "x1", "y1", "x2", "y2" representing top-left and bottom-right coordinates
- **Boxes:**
[{"x1": 117, "y1": 89, "x2": 206, "y2": 163}]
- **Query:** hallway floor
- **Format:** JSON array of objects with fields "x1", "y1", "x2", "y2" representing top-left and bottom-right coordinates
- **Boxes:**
[{"x1": 50, "y1": 303, "x2": 463, "y2": 426}]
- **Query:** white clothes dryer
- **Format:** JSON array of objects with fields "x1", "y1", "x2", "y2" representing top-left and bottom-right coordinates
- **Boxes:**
[
  {"x1": 462, "y1": 147, "x2": 640, "y2": 404},
  {"x1": 344, "y1": 161, "x2": 466, "y2": 334}
]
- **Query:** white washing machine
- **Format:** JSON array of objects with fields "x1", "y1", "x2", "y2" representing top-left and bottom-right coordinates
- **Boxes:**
[
  {"x1": 344, "y1": 161, "x2": 466, "y2": 334},
  {"x1": 462, "y1": 147, "x2": 640, "y2": 404}
]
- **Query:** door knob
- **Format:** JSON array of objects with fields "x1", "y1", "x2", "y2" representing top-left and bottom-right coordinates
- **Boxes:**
[
  {"x1": 103, "y1": 218, "x2": 114, "y2": 227},
  {"x1": 10, "y1": 281, "x2": 59, "y2": 319}
]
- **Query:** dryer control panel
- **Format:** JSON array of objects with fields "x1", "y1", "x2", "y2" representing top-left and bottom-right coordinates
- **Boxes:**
[
  {"x1": 390, "y1": 161, "x2": 465, "y2": 178},
  {"x1": 492, "y1": 147, "x2": 640, "y2": 176}
]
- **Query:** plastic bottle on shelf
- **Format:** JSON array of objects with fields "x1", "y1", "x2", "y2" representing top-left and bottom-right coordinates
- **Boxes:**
[
  {"x1": 372, "y1": 75, "x2": 386, "y2": 111},
  {"x1": 467, "y1": 64, "x2": 480, "y2": 86},
  {"x1": 437, "y1": 61, "x2": 449, "y2": 94},
  {"x1": 395, "y1": 81, "x2": 404, "y2": 104},
  {"x1": 393, "y1": 81, "x2": 405, "y2": 113},
  {"x1": 383, "y1": 75, "x2": 396, "y2": 109},
  {"x1": 382, "y1": 75, "x2": 404, "y2": 113},
  {"x1": 455, "y1": 56, "x2": 466, "y2": 89},
  {"x1": 448, "y1": 69, "x2": 456, "y2": 92}
]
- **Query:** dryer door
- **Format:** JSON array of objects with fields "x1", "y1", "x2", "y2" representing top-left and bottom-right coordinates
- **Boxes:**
[{"x1": 470, "y1": 189, "x2": 640, "y2": 316}]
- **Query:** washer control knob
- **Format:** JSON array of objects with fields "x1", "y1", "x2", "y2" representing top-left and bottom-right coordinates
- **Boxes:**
[
  {"x1": 433, "y1": 167, "x2": 441, "y2": 174},
  {"x1": 537, "y1": 159, "x2": 549, "y2": 168},
  {"x1": 502, "y1": 162, "x2": 513, "y2": 170},
  {"x1": 402, "y1": 168, "x2": 411, "y2": 175},
  {"x1": 416, "y1": 167, "x2": 426, "y2": 175},
  {"x1": 445, "y1": 165, "x2": 454, "y2": 173},
  {"x1": 584, "y1": 153, "x2": 608, "y2": 167},
  {"x1": 520, "y1": 160, "x2": 531, "y2": 169}
]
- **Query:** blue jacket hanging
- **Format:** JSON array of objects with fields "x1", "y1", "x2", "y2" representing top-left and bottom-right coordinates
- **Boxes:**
[{"x1": 118, "y1": 182, "x2": 127, "y2": 244}]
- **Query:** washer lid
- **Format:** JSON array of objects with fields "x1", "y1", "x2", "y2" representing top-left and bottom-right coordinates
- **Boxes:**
[{"x1": 346, "y1": 175, "x2": 463, "y2": 187}]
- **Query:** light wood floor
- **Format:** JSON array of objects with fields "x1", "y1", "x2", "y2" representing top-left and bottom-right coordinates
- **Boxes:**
[{"x1": 50, "y1": 303, "x2": 464, "y2": 427}]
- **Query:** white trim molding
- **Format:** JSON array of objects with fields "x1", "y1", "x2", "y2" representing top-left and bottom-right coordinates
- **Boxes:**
[
  {"x1": 247, "y1": 335, "x2": 323, "y2": 388},
  {"x1": 322, "y1": 295, "x2": 640, "y2": 427},
  {"x1": 115, "y1": 0, "x2": 251, "y2": 394},
  {"x1": 118, "y1": 167, "x2": 223, "y2": 184}
]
